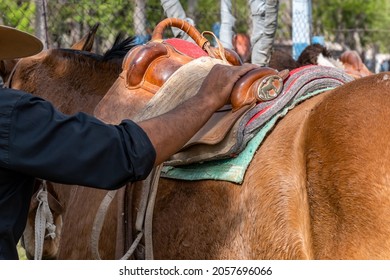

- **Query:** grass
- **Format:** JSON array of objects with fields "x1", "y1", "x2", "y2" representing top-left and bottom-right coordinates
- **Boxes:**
[{"x1": 17, "y1": 241, "x2": 27, "y2": 260}]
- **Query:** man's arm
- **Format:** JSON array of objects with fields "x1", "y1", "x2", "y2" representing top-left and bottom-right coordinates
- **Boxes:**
[
  {"x1": 0, "y1": 89, "x2": 155, "y2": 188},
  {"x1": 0, "y1": 64, "x2": 256, "y2": 188}
]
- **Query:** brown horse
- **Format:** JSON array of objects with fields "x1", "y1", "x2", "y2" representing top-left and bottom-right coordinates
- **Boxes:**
[
  {"x1": 34, "y1": 67, "x2": 390, "y2": 260},
  {"x1": 61, "y1": 55, "x2": 390, "y2": 260},
  {"x1": 6, "y1": 33, "x2": 136, "y2": 113},
  {"x1": 10, "y1": 19, "x2": 390, "y2": 260},
  {"x1": 0, "y1": 23, "x2": 100, "y2": 86}
]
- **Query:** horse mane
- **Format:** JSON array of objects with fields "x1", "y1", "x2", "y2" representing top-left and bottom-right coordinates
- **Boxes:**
[
  {"x1": 269, "y1": 48, "x2": 301, "y2": 71},
  {"x1": 102, "y1": 33, "x2": 140, "y2": 61},
  {"x1": 45, "y1": 34, "x2": 139, "y2": 73},
  {"x1": 43, "y1": 49, "x2": 119, "y2": 75}
]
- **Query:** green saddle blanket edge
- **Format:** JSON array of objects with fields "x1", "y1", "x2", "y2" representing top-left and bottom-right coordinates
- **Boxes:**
[{"x1": 161, "y1": 87, "x2": 332, "y2": 184}]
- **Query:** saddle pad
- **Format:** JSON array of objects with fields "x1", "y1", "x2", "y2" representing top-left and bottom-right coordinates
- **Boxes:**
[
  {"x1": 164, "y1": 65, "x2": 354, "y2": 166},
  {"x1": 161, "y1": 87, "x2": 333, "y2": 184}
]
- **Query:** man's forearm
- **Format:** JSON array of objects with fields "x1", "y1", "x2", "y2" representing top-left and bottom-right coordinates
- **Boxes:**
[{"x1": 138, "y1": 94, "x2": 216, "y2": 165}]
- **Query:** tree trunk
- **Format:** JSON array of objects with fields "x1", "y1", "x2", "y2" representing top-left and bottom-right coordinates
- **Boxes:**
[
  {"x1": 187, "y1": 0, "x2": 197, "y2": 18},
  {"x1": 35, "y1": 0, "x2": 49, "y2": 49},
  {"x1": 134, "y1": 0, "x2": 146, "y2": 36}
]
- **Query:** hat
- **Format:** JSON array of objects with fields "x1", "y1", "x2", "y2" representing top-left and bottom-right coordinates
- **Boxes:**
[{"x1": 0, "y1": 25, "x2": 43, "y2": 60}]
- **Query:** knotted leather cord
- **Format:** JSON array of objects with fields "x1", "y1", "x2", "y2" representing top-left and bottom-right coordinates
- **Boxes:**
[
  {"x1": 34, "y1": 180, "x2": 56, "y2": 260},
  {"x1": 90, "y1": 164, "x2": 163, "y2": 260},
  {"x1": 201, "y1": 31, "x2": 228, "y2": 63}
]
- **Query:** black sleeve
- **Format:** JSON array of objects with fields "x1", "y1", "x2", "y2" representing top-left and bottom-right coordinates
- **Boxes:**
[{"x1": 0, "y1": 88, "x2": 156, "y2": 189}]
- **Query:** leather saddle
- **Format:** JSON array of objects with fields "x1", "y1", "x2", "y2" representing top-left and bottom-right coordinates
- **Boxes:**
[
  {"x1": 97, "y1": 18, "x2": 286, "y2": 165},
  {"x1": 121, "y1": 17, "x2": 285, "y2": 111}
]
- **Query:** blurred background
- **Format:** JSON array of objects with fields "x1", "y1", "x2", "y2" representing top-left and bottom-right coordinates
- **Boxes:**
[
  {"x1": 2, "y1": 0, "x2": 389, "y2": 260},
  {"x1": 1, "y1": 0, "x2": 390, "y2": 73}
]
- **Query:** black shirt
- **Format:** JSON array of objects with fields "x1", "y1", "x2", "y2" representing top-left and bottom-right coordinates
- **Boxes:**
[{"x1": 0, "y1": 88, "x2": 156, "y2": 259}]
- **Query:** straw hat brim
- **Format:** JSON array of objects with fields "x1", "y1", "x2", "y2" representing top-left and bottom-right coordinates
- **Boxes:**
[{"x1": 0, "y1": 25, "x2": 43, "y2": 60}]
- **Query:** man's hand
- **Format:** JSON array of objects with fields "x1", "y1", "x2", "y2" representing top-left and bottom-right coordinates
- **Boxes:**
[{"x1": 197, "y1": 63, "x2": 259, "y2": 109}]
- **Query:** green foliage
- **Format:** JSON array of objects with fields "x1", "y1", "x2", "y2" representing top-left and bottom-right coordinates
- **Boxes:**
[
  {"x1": 46, "y1": 0, "x2": 135, "y2": 49},
  {"x1": 17, "y1": 242, "x2": 27, "y2": 260},
  {"x1": 0, "y1": 0, "x2": 36, "y2": 33},
  {"x1": 1, "y1": 1, "x2": 389, "y2": 63},
  {"x1": 368, "y1": 1, "x2": 390, "y2": 52},
  {"x1": 312, "y1": 0, "x2": 390, "y2": 51},
  {"x1": 232, "y1": 0, "x2": 251, "y2": 33},
  {"x1": 145, "y1": 0, "x2": 167, "y2": 31}
]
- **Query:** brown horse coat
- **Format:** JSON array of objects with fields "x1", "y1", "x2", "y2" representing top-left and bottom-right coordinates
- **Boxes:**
[
  {"x1": 153, "y1": 72, "x2": 390, "y2": 259},
  {"x1": 56, "y1": 72, "x2": 390, "y2": 259},
  {"x1": 8, "y1": 32, "x2": 390, "y2": 259}
]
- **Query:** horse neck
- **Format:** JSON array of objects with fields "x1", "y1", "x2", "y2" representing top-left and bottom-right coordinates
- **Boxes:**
[{"x1": 11, "y1": 51, "x2": 123, "y2": 115}]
